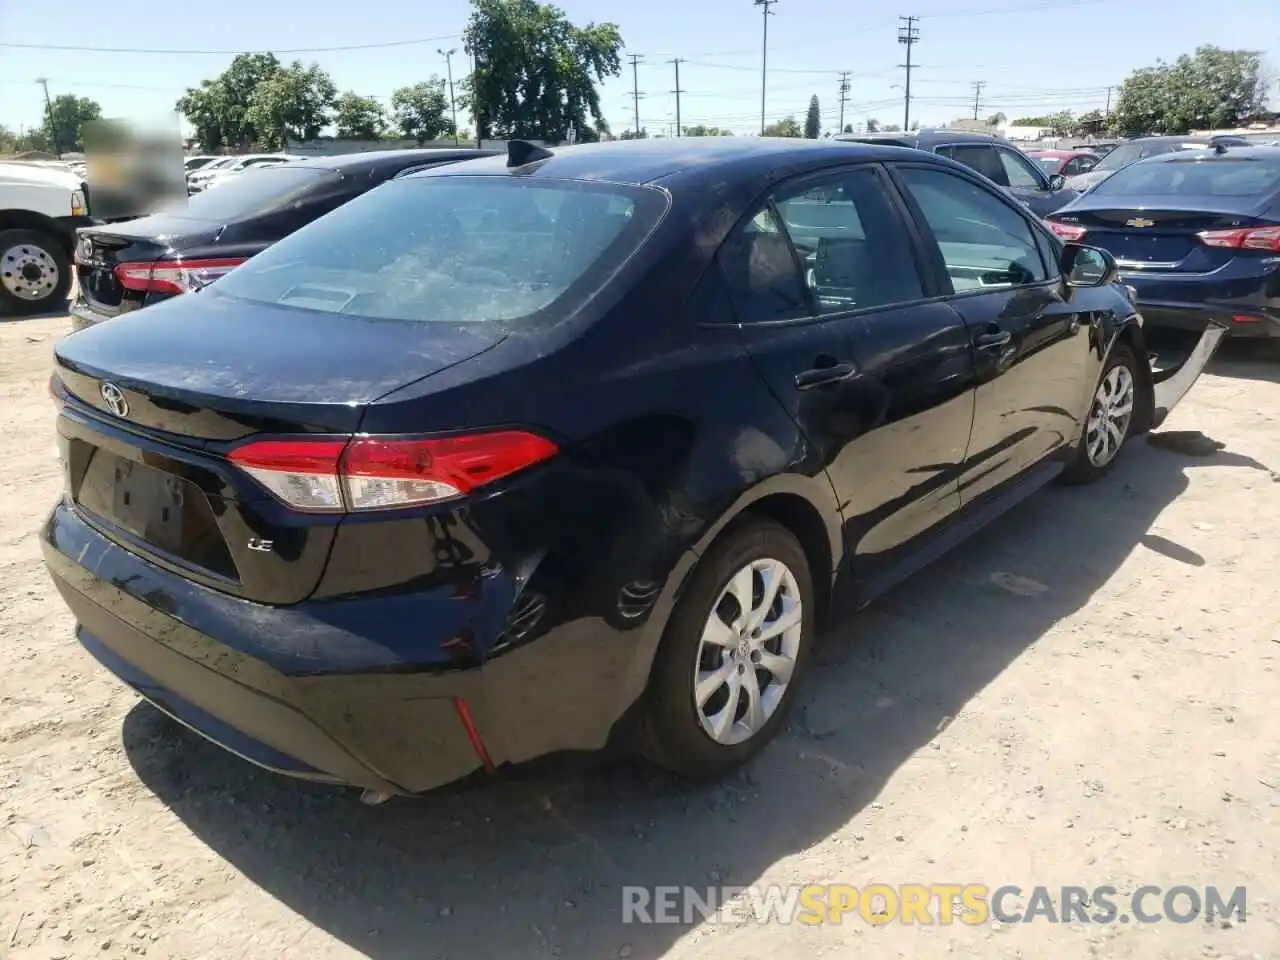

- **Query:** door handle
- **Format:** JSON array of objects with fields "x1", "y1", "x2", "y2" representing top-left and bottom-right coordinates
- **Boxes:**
[
  {"x1": 973, "y1": 328, "x2": 1012, "y2": 351},
  {"x1": 794, "y1": 360, "x2": 859, "y2": 390}
]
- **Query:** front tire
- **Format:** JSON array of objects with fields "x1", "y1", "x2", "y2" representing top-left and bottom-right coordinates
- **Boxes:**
[
  {"x1": 637, "y1": 518, "x2": 815, "y2": 779},
  {"x1": 0, "y1": 228, "x2": 72, "y2": 317},
  {"x1": 1062, "y1": 341, "x2": 1139, "y2": 485}
]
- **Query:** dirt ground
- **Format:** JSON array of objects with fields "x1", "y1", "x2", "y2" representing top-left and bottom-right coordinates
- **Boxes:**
[{"x1": 1, "y1": 313, "x2": 1277, "y2": 960}]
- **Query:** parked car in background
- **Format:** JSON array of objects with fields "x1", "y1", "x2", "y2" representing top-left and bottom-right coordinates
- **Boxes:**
[
  {"x1": 187, "y1": 155, "x2": 301, "y2": 194},
  {"x1": 1064, "y1": 135, "x2": 1253, "y2": 194},
  {"x1": 72, "y1": 148, "x2": 495, "y2": 331},
  {"x1": 1028, "y1": 150, "x2": 1100, "y2": 177},
  {"x1": 1047, "y1": 145, "x2": 1280, "y2": 340},
  {"x1": 183, "y1": 155, "x2": 221, "y2": 173},
  {"x1": 835, "y1": 129, "x2": 1078, "y2": 216},
  {"x1": 44, "y1": 137, "x2": 1223, "y2": 799}
]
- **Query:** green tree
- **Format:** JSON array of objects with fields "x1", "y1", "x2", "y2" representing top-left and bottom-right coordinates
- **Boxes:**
[
  {"x1": 986, "y1": 111, "x2": 1007, "y2": 128},
  {"x1": 804, "y1": 95, "x2": 821, "y2": 138},
  {"x1": 682, "y1": 124, "x2": 733, "y2": 136},
  {"x1": 43, "y1": 94, "x2": 102, "y2": 153},
  {"x1": 335, "y1": 92, "x2": 386, "y2": 139},
  {"x1": 762, "y1": 116, "x2": 802, "y2": 137},
  {"x1": 246, "y1": 61, "x2": 337, "y2": 148},
  {"x1": 619, "y1": 128, "x2": 647, "y2": 139},
  {"x1": 1112, "y1": 46, "x2": 1266, "y2": 136},
  {"x1": 464, "y1": 0, "x2": 622, "y2": 142},
  {"x1": 390, "y1": 81, "x2": 454, "y2": 144},
  {"x1": 1044, "y1": 110, "x2": 1076, "y2": 136},
  {"x1": 865, "y1": 117, "x2": 880, "y2": 133},
  {"x1": 1011, "y1": 115, "x2": 1050, "y2": 126},
  {"x1": 177, "y1": 53, "x2": 285, "y2": 150},
  {"x1": 882, "y1": 123, "x2": 902, "y2": 132},
  {"x1": 842, "y1": 123, "x2": 853, "y2": 134}
]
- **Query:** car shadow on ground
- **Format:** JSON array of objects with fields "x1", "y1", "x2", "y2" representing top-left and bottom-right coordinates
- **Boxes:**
[
  {"x1": 1205, "y1": 339, "x2": 1280, "y2": 383},
  {"x1": 122, "y1": 438, "x2": 1272, "y2": 960}
]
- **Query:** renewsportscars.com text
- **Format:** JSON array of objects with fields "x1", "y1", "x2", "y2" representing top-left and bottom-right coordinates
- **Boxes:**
[{"x1": 621, "y1": 884, "x2": 1247, "y2": 926}]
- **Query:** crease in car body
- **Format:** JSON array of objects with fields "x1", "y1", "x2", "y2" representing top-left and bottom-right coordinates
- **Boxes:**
[{"x1": 42, "y1": 138, "x2": 1226, "y2": 800}]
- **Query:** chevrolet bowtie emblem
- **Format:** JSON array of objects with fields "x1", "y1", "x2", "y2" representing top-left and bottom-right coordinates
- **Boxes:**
[{"x1": 1125, "y1": 217, "x2": 1155, "y2": 228}]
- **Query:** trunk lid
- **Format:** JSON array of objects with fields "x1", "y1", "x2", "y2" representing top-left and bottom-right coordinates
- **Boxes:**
[
  {"x1": 53, "y1": 290, "x2": 507, "y2": 604},
  {"x1": 75, "y1": 214, "x2": 223, "y2": 315},
  {"x1": 1055, "y1": 197, "x2": 1274, "y2": 271}
]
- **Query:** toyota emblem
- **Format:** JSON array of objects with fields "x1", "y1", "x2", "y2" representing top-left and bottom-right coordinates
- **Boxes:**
[{"x1": 100, "y1": 382, "x2": 129, "y2": 418}]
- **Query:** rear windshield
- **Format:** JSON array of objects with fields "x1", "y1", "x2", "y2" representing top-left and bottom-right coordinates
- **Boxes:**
[
  {"x1": 179, "y1": 166, "x2": 333, "y2": 221},
  {"x1": 211, "y1": 176, "x2": 667, "y2": 325},
  {"x1": 1089, "y1": 155, "x2": 1280, "y2": 198}
]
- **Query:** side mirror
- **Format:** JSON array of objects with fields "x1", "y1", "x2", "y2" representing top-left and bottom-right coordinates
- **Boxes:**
[
  {"x1": 1061, "y1": 243, "x2": 1118, "y2": 288},
  {"x1": 1048, "y1": 173, "x2": 1067, "y2": 191}
]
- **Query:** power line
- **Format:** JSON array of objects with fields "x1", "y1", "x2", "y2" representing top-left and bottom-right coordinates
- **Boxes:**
[
  {"x1": 897, "y1": 15, "x2": 920, "y2": 131},
  {"x1": 0, "y1": 33, "x2": 462, "y2": 56},
  {"x1": 971, "y1": 79, "x2": 986, "y2": 120},
  {"x1": 754, "y1": 0, "x2": 779, "y2": 135},
  {"x1": 837, "y1": 70, "x2": 851, "y2": 133},
  {"x1": 628, "y1": 53, "x2": 644, "y2": 136},
  {"x1": 670, "y1": 58, "x2": 685, "y2": 136}
]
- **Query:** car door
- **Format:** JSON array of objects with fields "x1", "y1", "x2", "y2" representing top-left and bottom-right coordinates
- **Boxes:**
[
  {"x1": 888, "y1": 161, "x2": 1090, "y2": 505},
  {"x1": 723, "y1": 163, "x2": 978, "y2": 585}
]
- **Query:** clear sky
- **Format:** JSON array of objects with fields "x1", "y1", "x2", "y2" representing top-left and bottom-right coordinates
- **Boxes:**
[{"x1": 1, "y1": 0, "x2": 1276, "y2": 140}]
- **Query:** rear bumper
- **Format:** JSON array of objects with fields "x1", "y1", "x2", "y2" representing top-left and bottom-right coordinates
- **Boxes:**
[
  {"x1": 41, "y1": 501, "x2": 528, "y2": 795},
  {"x1": 1137, "y1": 300, "x2": 1280, "y2": 339}
]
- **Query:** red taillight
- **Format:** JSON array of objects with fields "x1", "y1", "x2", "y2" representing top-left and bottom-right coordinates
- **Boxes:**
[
  {"x1": 115, "y1": 257, "x2": 247, "y2": 295},
  {"x1": 1197, "y1": 226, "x2": 1280, "y2": 251},
  {"x1": 228, "y1": 431, "x2": 558, "y2": 512},
  {"x1": 1047, "y1": 220, "x2": 1087, "y2": 241}
]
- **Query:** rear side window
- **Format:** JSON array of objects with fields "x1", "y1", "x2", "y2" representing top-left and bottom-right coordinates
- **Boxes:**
[
  {"x1": 212, "y1": 176, "x2": 665, "y2": 325},
  {"x1": 717, "y1": 167, "x2": 924, "y2": 321},
  {"x1": 1089, "y1": 156, "x2": 1280, "y2": 198},
  {"x1": 937, "y1": 145, "x2": 1008, "y2": 186},
  {"x1": 997, "y1": 149, "x2": 1044, "y2": 189}
]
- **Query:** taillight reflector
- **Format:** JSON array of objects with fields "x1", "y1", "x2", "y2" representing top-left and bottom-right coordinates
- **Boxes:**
[
  {"x1": 228, "y1": 431, "x2": 558, "y2": 512},
  {"x1": 115, "y1": 257, "x2": 248, "y2": 295},
  {"x1": 1197, "y1": 226, "x2": 1280, "y2": 251},
  {"x1": 1047, "y1": 220, "x2": 1087, "y2": 241}
]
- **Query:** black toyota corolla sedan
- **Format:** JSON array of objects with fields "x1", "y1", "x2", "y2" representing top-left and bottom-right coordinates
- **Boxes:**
[{"x1": 43, "y1": 138, "x2": 1224, "y2": 800}]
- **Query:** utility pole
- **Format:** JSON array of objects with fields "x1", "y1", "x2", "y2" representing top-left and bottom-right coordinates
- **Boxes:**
[
  {"x1": 439, "y1": 48, "x2": 459, "y2": 145},
  {"x1": 670, "y1": 58, "x2": 685, "y2": 136},
  {"x1": 755, "y1": 0, "x2": 779, "y2": 135},
  {"x1": 36, "y1": 78, "x2": 59, "y2": 157},
  {"x1": 897, "y1": 15, "x2": 920, "y2": 132},
  {"x1": 628, "y1": 53, "x2": 644, "y2": 137},
  {"x1": 837, "y1": 71, "x2": 851, "y2": 133},
  {"x1": 971, "y1": 80, "x2": 986, "y2": 121},
  {"x1": 1104, "y1": 85, "x2": 1113, "y2": 115}
]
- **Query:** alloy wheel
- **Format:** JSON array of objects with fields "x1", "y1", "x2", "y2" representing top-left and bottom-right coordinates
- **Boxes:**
[
  {"x1": 693, "y1": 558, "x2": 803, "y2": 746},
  {"x1": 1085, "y1": 363, "x2": 1134, "y2": 467}
]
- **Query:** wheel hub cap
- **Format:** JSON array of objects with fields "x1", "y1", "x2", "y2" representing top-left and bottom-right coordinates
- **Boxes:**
[
  {"x1": 694, "y1": 558, "x2": 804, "y2": 746},
  {"x1": 1085, "y1": 364, "x2": 1134, "y2": 467},
  {"x1": 1, "y1": 244, "x2": 59, "y2": 302}
]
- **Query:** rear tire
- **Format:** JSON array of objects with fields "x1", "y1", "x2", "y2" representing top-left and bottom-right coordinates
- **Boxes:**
[
  {"x1": 637, "y1": 518, "x2": 815, "y2": 779},
  {"x1": 1062, "y1": 342, "x2": 1139, "y2": 485},
  {"x1": 0, "y1": 228, "x2": 72, "y2": 317}
]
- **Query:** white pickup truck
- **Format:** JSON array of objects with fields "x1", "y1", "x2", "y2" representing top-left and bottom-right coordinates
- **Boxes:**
[{"x1": 0, "y1": 161, "x2": 93, "y2": 316}]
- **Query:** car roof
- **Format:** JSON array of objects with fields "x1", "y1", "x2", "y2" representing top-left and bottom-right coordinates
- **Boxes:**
[
  {"x1": 406, "y1": 137, "x2": 928, "y2": 188},
  {"x1": 835, "y1": 128, "x2": 1006, "y2": 147},
  {"x1": 1132, "y1": 145, "x2": 1280, "y2": 164},
  {"x1": 288, "y1": 148, "x2": 499, "y2": 177}
]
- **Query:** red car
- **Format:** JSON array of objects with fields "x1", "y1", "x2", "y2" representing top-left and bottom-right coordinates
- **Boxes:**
[{"x1": 1027, "y1": 150, "x2": 1100, "y2": 177}]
